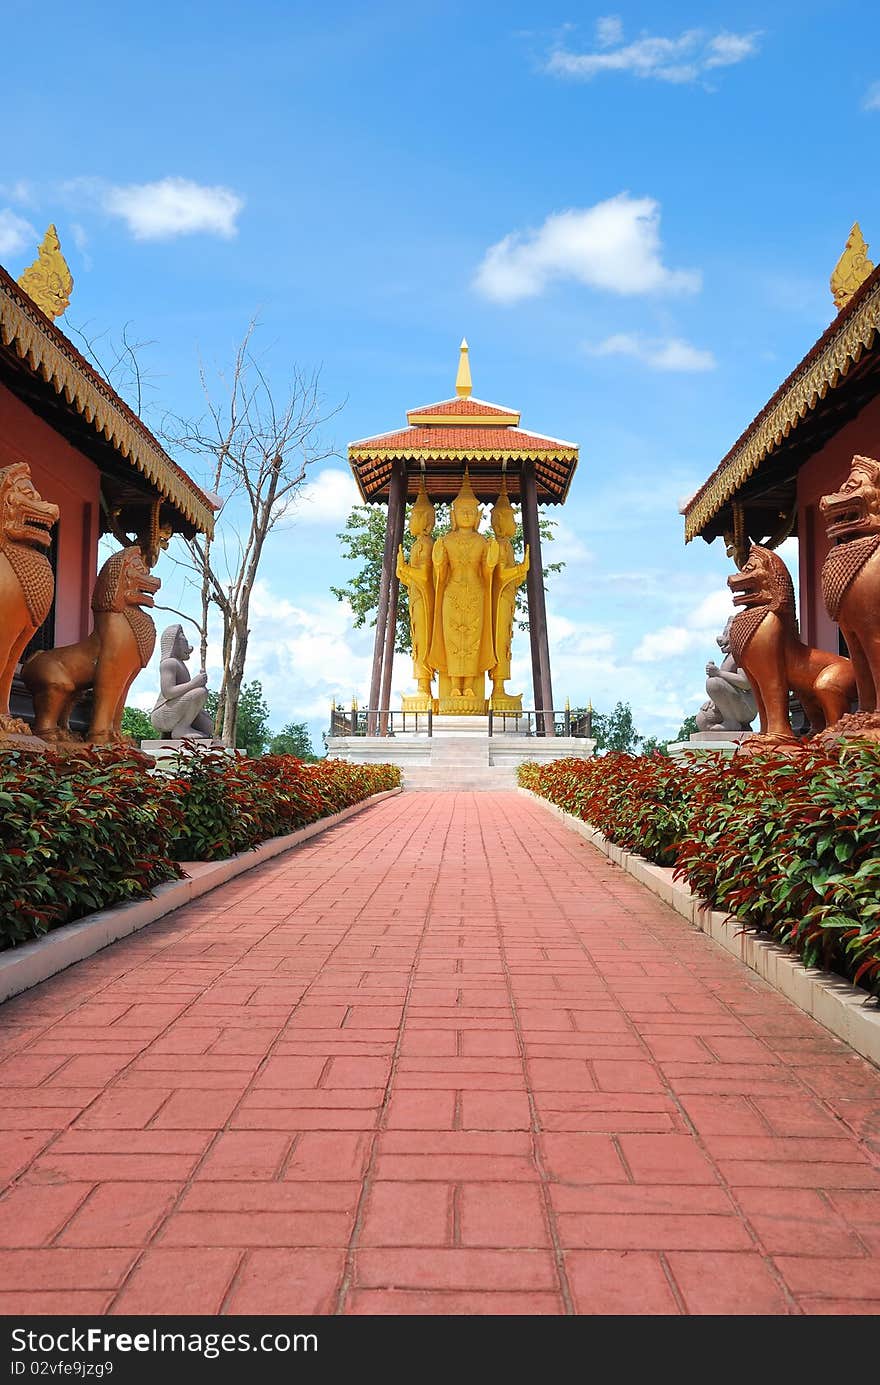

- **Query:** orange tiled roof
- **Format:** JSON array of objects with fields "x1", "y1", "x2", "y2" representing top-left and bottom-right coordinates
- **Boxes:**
[
  {"x1": 405, "y1": 396, "x2": 518, "y2": 424},
  {"x1": 350, "y1": 423, "x2": 576, "y2": 454},
  {"x1": 348, "y1": 359, "x2": 579, "y2": 504}
]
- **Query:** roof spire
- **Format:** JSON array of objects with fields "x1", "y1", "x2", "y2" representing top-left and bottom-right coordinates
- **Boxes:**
[
  {"x1": 830, "y1": 222, "x2": 874, "y2": 312},
  {"x1": 455, "y1": 338, "x2": 472, "y2": 398}
]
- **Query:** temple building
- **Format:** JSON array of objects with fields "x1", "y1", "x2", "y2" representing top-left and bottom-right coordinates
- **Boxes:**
[
  {"x1": 0, "y1": 228, "x2": 215, "y2": 725},
  {"x1": 348, "y1": 340, "x2": 578, "y2": 723},
  {"x1": 682, "y1": 224, "x2": 880, "y2": 655}
]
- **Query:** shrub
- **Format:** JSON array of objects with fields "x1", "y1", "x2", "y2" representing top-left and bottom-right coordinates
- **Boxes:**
[
  {"x1": 519, "y1": 745, "x2": 880, "y2": 999},
  {"x1": 0, "y1": 748, "x2": 400, "y2": 949},
  {"x1": 0, "y1": 746, "x2": 183, "y2": 948},
  {"x1": 518, "y1": 753, "x2": 691, "y2": 866},
  {"x1": 168, "y1": 750, "x2": 401, "y2": 861}
]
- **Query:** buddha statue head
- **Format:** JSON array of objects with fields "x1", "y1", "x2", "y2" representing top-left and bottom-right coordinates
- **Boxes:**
[
  {"x1": 451, "y1": 469, "x2": 480, "y2": 532},
  {"x1": 491, "y1": 478, "x2": 516, "y2": 541},
  {"x1": 409, "y1": 476, "x2": 435, "y2": 537}
]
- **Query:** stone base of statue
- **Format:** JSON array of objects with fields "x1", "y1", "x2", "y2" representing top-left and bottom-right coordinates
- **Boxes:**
[
  {"x1": 400, "y1": 692, "x2": 434, "y2": 713},
  {"x1": 437, "y1": 695, "x2": 488, "y2": 715},
  {"x1": 0, "y1": 728, "x2": 49, "y2": 754},
  {"x1": 667, "y1": 730, "x2": 753, "y2": 762},
  {"x1": 814, "y1": 710, "x2": 880, "y2": 746},
  {"x1": 140, "y1": 737, "x2": 229, "y2": 763},
  {"x1": 489, "y1": 691, "x2": 523, "y2": 713}
]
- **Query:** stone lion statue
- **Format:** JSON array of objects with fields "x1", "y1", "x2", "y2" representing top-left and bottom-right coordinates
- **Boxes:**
[
  {"x1": 0, "y1": 461, "x2": 59, "y2": 736},
  {"x1": 727, "y1": 544, "x2": 856, "y2": 748},
  {"x1": 22, "y1": 545, "x2": 160, "y2": 744},
  {"x1": 150, "y1": 624, "x2": 213, "y2": 738},
  {"x1": 695, "y1": 615, "x2": 757, "y2": 732},
  {"x1": 818, "y1": 454, "x2": 880, "y2": 742}
]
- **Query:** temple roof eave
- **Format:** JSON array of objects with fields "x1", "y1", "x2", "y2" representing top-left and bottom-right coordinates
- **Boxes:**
[
  {"x1": 683, "y1": 261, "x2": 880, "y2": 543},
  {"x1": 0, "y1": 265, "x2": 215, "y2": 537}
]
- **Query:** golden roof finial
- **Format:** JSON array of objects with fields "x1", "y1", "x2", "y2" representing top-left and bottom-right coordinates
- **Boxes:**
[
  {"x1": 455, "y1": 337, "x2": 472, "y2": 398},
  {"x1": 830, "y1": 223, "x2": 874, "y2": 312},
  {"x1": 16, "y1": 224, "x2": 74, "y2": 321}
]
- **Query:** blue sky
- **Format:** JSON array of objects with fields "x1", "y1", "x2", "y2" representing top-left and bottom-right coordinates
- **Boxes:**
[{"x1": 3, "y1": 1, "x2": 879, "y2": 747}]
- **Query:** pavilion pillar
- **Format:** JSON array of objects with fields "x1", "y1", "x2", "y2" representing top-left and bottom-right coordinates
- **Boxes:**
[
  {"x1": 521, "y1": 459, "x2": 554, "y2": 734},
  {"x1": 368, "y1": 459, "x2": 406, "y2": 734},
  {"x1": 379, "y1": 463, "x2": 407, "y2": 732}
]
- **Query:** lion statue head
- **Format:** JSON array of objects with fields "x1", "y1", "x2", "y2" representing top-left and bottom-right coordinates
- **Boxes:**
[
  {"x1": 728, "y1": 545, "x2": 795, "y2": 615},
  {"x1": 91, "y1": 545, "x2": 160, "y2": 615},
  {"x1": 0, "y1": 461, "x2": 59, "y2": 555},
  {"x1": 820, "y1": 454, "x2": 880, "y2": 542}
]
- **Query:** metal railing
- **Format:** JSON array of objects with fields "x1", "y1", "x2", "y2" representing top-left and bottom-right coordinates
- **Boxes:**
[
  {"x1": 488, "y1": 709, "x2": 593, "y2": 738},
  {"x1": 329, "y1": 706, "x2": 593, "y2": 740},
  {"x1": 329, "y1": 707, "x2": 433, "y2": 738}
]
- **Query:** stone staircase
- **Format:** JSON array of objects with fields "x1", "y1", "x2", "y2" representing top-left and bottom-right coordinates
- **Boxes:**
[
  {"x1": 327, "y1": 715, "x2": 594, "y2": 792},
  {"x1": 403, "y1": 734, "x2": 519, "y2": 791}
]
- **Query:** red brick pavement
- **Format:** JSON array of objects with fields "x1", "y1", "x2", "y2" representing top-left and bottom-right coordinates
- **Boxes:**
[{"x1": 0, "y1": 791, "x2": 879, "y2": 1316}]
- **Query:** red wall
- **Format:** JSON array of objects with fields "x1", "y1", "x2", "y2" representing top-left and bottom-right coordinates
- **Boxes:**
[
  {"x1": 0, "y1": 381, "x2": 100, "y2": 645},
  {"x1": 797, "y1": 391, "x2": 880, "y2": 651}
]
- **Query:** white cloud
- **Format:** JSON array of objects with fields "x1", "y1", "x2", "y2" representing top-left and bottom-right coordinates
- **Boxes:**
[
  {"x1": 100, "y1": 177, "x2": 244, "y2": 240},
  {"x1": 705, "y1": 32, "x2": 761, "y2": 68},
  {"x1": 0, "y1": 208, "x2": 37, "y2": 259},
  {"x1": 0, "y1": 181, "x2": 36, "y2": 207},
  {"x1": 595, "y1": 15, "x2": 623, "y2": 47},
  {"x1": 546, "y1": 23, "x2": 761, "y2": 85},
  {"x1": 589, "y1": 333, "x2": 716, "y2": 372},
  {"x1": 863, "y1": 82, "x2": 880, "y2": 112},
  {"x1": 632, "y1": 624, "x2": 696, "y2": 662},
  {"x1": 290, "y1": 468, "x2": 359, "y2": 525},
  {"x1": 474, "y1": 194, "x2": 700, "y2": 303},
  {"x1": 633, "y1": 587, "x2": 733, "y2": 662}
]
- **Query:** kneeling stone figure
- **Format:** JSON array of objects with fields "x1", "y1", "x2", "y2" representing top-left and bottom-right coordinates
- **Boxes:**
[{"x1": 150, "y1": 624, "x2": 214, "y2": 738}]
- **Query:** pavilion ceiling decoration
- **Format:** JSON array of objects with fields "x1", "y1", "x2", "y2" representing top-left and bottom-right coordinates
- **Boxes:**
[
  {"x1": 0, "y1": 268, "x2": 214, "y2": 536},
  {"x1": 684, "y1": 263, "x2": 880, "y2": 542}
]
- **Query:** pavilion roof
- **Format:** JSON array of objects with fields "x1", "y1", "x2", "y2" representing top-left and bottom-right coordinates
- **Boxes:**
[
  {"x1": 683, "y1": 240, "x2": 880, "y2": 545},
  {"x1": 0, "y1": 263, "x2": 216, "y2": 538},
  {"x1": 348, "y1": 342, "x2": 579, "y2": 505}
]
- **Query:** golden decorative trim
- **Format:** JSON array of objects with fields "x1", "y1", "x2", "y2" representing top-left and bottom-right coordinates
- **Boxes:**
[
  {"x1": 684, "y1": 273, "x2": 880, "y2": 542},
  {"x1": 349, "y1": 446, "x2": 577, "y2": 463},
  {"x1": 0, "y1": 276, "x2": 214, "y2": 535},
  {"x1": 831, "y1": 223, "x2": 874, "y2": 312},
  {"x1": 405, "y1": 412, "x2": 520, "y2": 427},
  {"x1": 16, "y1": 225, "x2": 73, "y2": 321}
]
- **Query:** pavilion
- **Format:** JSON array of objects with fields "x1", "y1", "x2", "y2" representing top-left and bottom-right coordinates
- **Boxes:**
[
  {"x1": 682, "y1": 224, "x2": 880, "y2": 654},
  {"x1": 348, "y1": 341, "x2": 578, "y2": 724}
]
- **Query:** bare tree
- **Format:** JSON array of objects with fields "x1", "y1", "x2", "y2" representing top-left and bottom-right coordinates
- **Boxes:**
[{"x1": 162, "y1": 322, "x2": 341, "y2": 747}]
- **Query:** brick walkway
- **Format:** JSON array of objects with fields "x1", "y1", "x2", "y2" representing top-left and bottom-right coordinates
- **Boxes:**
[{"x1": 1, "y1": 791, "x2": 879, "y2": 1316}]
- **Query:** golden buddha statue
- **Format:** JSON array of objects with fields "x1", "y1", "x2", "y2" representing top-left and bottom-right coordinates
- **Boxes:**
[
  {"x1": 489, "y1": 479, "x2": 529, "y2": 710},
  {"x1": 429, "y1": 470, "x2": 498, "y2": 711},
  {"x1": 396, "y1": 477, "x2": 435, "y2": 710}
]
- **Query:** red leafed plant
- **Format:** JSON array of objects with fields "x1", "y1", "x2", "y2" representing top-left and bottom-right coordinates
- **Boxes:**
[
  {"x1": 519, "y1": 743, "x2": 880, "y2": 1000},
  {"x1": 0, "y1": 745, "x2": 184, "y2": 947},
  {"x1": 0, "y1": 746, "x2": 400, "y2": 949}
]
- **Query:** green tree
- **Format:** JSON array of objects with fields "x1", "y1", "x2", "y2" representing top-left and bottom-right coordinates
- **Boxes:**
[
  {"x1": 269, "y1": 720, "x2": 319, "y2": 760},
  {"x1": 121, "y1": 706, "x2": 154, "y2": 741},
  {"x1": 674, "y1": 714, "x2": 699, "y2": 742},
  {"x1": 205, "y1": 679, "x2": 271, "y2": 756},
  {"x1": 591, "y1": 701, "x2": 642, "y2": 754},
  {"x1": 639, "y1": 735, "x2": 669, "y2": 757},
  {"x1": 330, "y1": 501, "x2": 563, "y2": 653}
]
